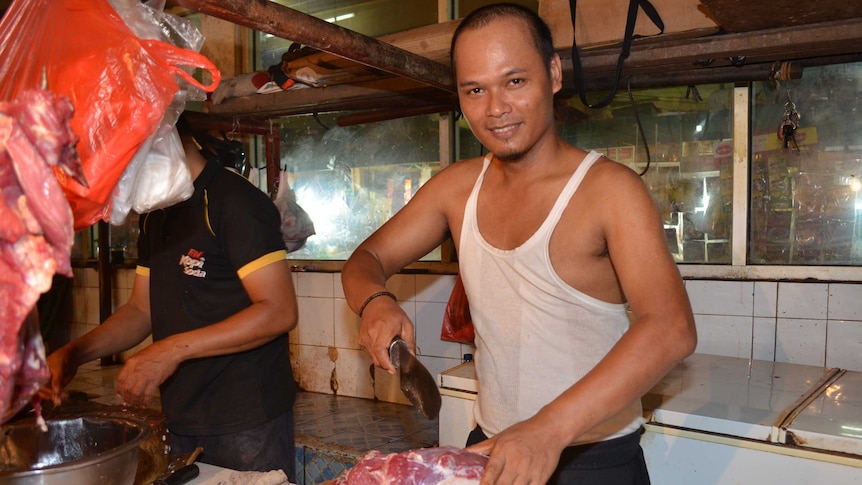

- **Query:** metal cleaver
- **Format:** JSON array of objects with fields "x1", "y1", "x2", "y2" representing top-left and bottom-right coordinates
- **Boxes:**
[{"x1": 389, "y1": 338, "x2": 442, "y2": 419}]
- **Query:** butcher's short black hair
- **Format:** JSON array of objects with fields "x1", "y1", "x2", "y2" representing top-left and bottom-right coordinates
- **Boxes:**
[{"x1": 450, "y1": 3, "x2": 555, "y2": 73}]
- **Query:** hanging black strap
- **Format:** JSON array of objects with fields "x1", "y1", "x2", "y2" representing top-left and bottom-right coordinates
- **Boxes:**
[{"x1": 568, "y1": 0, "x2": 664, "y2": 109}]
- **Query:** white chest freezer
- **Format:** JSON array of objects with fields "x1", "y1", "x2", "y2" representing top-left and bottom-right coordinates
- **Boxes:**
[
  {"x1": 438, "y1": 361, "x2": 477, "y2": 448},
  {"x1": 641, "y1": 354, "x2": 862, "y2": 483}
]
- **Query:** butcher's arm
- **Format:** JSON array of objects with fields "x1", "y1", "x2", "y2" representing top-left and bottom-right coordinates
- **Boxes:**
[
  {"x1": 116, "y1": 258, "x2": 297, "y2": 406},
  {"x1": 43, "y1": 272, "x2": 152, "y2": 399},
  {"x1": 342, "y1": 174, "x2": 453, "y2": 372},
  {"x1": 471, "y1": 166, "x2": 697, "y2": 485}
]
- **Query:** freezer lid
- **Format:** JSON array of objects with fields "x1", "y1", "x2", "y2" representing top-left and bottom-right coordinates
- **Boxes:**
[
  {"x1": 643, "y1": 354, "x2": 834, "y2": 441},
  {"x1": 439, "y1": 361, "x2": 477, "y2": 393},
  {"x1": 783, "y1": 369, "x2": 862, "y2": 456}
]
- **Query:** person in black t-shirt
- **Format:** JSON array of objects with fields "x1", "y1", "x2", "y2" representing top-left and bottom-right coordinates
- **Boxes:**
[{"x1": 43, "y1": 113, "x2": 299, "y2": 479}]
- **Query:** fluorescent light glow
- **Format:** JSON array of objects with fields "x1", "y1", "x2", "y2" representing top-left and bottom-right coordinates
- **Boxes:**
[{"x1": 324, "y1": 12, "x2": 355, "y2": 22}]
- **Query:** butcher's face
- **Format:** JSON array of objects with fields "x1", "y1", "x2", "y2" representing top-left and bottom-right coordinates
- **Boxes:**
[{"x1": 453, "y1": 17, "x2": 562, "y2": 162}]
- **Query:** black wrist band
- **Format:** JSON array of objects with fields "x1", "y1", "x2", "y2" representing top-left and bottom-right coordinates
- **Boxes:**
[{"x1": 358, "y1": 291, "x2": 397, "y2": 317}]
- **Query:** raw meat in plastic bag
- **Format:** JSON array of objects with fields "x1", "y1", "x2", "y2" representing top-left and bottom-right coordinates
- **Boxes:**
[{"x1": 274, "y1": 170, "x2": 315, "y2": 253}]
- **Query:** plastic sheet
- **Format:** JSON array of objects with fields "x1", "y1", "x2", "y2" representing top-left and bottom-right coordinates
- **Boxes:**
[
  {"x1": 274, "y1": 170, "x2": 316, "y2": 253},
  {"x1": 440, "y1": 275, "x2": 475, "y2": 344},
  {"x1": 0, "y1": 0, "x2": 220, "y2": 229}
]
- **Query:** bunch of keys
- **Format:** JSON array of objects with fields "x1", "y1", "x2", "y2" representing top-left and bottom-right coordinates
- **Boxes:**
[{"x1": 778, "y1": 99, "x2": 801, "y2": 150}]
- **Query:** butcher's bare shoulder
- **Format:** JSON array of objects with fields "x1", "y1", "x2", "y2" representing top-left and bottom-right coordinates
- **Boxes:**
[
  {"x1": 552, "y1": 157, "x2": 650, "y2": 302},
  {"x1": 418, "y1": 156, "x2": 485, "y2": 210},
  {"x1": 434, "y1": 156, "x2": 486, "y2": 188},
  {"x1": 576, "y1": 156, "x2": 652, "y2": 214}
]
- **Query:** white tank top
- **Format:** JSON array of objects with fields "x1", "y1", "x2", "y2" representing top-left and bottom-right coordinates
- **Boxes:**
[{"x1": 458, "y1": 151, "x2": 644, "y2": 444}]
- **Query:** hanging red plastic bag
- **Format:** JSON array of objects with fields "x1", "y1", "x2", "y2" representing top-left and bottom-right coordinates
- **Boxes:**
[
  {"x1": 441, "y1": 275, "x2": 475, "y2": 344},
  {"x1": 0, "y1": 0, "x2": 220, "y2": 229}
]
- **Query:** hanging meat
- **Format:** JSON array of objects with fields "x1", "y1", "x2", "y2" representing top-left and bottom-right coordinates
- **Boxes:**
[
  {"x1": 333, "y1": 446, "x2": 487, "y2": 485},
  {"x1": 0, "y1": 86, "x2": 81, "y2": 424}
]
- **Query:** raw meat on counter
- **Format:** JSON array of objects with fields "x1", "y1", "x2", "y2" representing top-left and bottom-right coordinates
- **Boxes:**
[
  {"x1": 334, "y1": 447, "x2": 487, "y2": 485},
  {"x1": 0, "y1": 87, "x2": 81, "y2": 423}
]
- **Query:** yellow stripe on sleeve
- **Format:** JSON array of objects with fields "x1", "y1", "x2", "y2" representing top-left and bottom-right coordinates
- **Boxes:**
[
  {"x1": 204, "y1": 190, "x2": 215, "y2": 237},
  {"x1": 135, "y1": 265, "x2": 150, "y2": 277},
  {"x1": 237, "y1": 250, "x2": 287, "y2": 279}
]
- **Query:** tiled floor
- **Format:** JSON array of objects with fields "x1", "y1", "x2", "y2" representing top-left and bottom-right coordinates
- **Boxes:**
[{"x1": 67, "y1": 360, "x2": 440, "y2": 483}]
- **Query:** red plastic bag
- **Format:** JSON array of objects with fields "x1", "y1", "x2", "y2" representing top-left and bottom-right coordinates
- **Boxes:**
[
  {"x1": 0, "y1": 0, "x2": 220, "y2": 229},
  {"x1": 441, "y1": 275, "x2": 475, "y2": 344}
]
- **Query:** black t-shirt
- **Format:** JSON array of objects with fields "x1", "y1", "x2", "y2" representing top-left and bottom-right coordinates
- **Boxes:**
[{"x1": 137, "y1": 161, "x2": 296, "y2": 435}]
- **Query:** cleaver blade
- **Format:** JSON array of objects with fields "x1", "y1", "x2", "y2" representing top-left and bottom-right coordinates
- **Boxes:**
[{"x1": 389, "y1": 338, "x2": 442, "y2": 420}]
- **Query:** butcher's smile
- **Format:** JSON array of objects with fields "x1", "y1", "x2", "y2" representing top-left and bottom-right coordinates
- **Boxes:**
[{"x1": 488, "y1": 123, "x2": 520, "y2": 138}]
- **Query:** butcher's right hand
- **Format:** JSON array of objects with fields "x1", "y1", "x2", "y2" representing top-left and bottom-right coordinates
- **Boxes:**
[
  {"x1": 357, "y1": 296, "x2": 415, "y2": 375},
  {"x1": 39, "y1": 349, "x2": 78, "y2": 406}
]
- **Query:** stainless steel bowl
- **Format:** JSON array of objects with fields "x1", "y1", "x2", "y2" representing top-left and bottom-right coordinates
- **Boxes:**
[{"x1": 0, "y1": 415, "x2": 150, "y2": 485}]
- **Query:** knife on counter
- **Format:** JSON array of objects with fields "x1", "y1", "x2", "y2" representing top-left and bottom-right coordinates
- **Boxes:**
[
  {"x1": 153, "y1": 464, "x2": 199, "y2": 485},
  {"x1": 389, "y1": 337, "x2": 442, "y2": 420},
  {"x1": 152, "y1": 446, "x2": 203, "y2": 485}
]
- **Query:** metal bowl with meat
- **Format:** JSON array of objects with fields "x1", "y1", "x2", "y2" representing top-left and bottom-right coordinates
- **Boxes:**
[{"x1": 0, "y1": 415, "x2": 149, "y2": 485}]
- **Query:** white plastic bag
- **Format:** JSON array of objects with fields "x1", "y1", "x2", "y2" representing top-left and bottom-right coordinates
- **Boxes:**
[
  {"x1": 110, "y1": 120, "x2": 193, "y2": 224},
  {"x1": 107, "y1": 0, "x2": 205, "y2": 224}
]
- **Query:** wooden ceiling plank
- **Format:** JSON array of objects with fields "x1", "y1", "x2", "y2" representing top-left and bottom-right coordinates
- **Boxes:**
[{"x1": 699, "y1": 0, "x2": 862, "y2": 33}]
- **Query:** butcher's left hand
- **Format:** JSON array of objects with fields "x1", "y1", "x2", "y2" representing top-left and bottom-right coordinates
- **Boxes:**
[
  {"x1": 115, "y1": 341, "x2": 178, "y2": 407},
  {"x1": 466, "y1": 416, "x2": 565, "y2": 485}
]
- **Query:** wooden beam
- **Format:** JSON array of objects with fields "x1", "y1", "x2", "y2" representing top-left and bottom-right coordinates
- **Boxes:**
[
  {"x1": 563, "y1": 61, "x2": 805, "y2": 94},
  {"x1": 171, "y1": 0, "x2": 454, "y2": 92},
  {"x1": 565, "y1": 17, "x2": 862, "y2": 79},
  {"x1": 699, "y1": 0, "x2": 862, "y2": 33},
  {"x1": 182, "y1": 111, "x2": 275, "y2": 134},
  {"x1": 336, "y1": 104, "x2": 456, "y2": 127},
  {"x1": 207, "y1": 77, "x2": 456, "y2": 119}
]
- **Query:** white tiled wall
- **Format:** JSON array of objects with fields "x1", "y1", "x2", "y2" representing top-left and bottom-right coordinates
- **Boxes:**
[
  {"x1": 289, "y1": 272, "x2": 467, "y2": 403},
  {"x1": 685, "y1": 279, "x2": 862, "y2": 371},
  {"x1": 70, "y1": 267, "x2": 151, "y2": 362},
  {"x1": 69, "y1": 271, "x2": 862, "y2": 403}
]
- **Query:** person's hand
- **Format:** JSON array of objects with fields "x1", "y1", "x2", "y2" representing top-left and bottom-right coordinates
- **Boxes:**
[
  {"x1": 115, "y1": 341, "x2": 178, "y2": 407},
  {"x1": 357, "y1": 295, "x2": 415, "y2": 375},
  {"x1": 466, "y1": 416, "x2": 566, "y2": 485},
  {"x1": 39, "y1": 349, "x2": 77, "y2": 406}
]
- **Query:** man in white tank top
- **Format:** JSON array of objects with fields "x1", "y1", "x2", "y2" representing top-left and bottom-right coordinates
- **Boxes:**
[{"x1": 342, "y1": 4, "x2": 696, "y2": 484}]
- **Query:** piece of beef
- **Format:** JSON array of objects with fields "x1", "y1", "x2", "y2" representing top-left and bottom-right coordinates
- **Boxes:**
[
  {"x1": 1, "y1": 89, "x2": 79, "y2": 176},
  {"x1": 0, "y1": 160, "x2": 26, "y2": 242},
  {"x1": 0, "y1": 310, "x2": 50, "y2": 424},
  {"x1": 335, "y1": 447, "x2": 487, "y2": 485},
  {"x1": 1, "y1": 114, "x2": 73, "y2": 277},
  {"x1": 0, "y1": 87, "x2": 80, "y2": 423}
]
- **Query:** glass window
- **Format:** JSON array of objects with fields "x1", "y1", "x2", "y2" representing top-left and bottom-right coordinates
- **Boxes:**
[
  {"x1": 456, "y1": 0, "x2": 538, "y2": 17},
  {"x1": 556, "y1": 85, "x2": 734, "y2": 263},
  {"x1": 750, "y1": 62, "x2": 862, "y2": 265},
  {"x1": 278, "y1": 112, "x2": 442, "y2": 260}
]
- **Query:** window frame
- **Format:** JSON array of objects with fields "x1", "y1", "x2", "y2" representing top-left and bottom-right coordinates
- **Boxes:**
[{"x1": 286, "y1": 84, "x2": 862, "y2": 282}]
